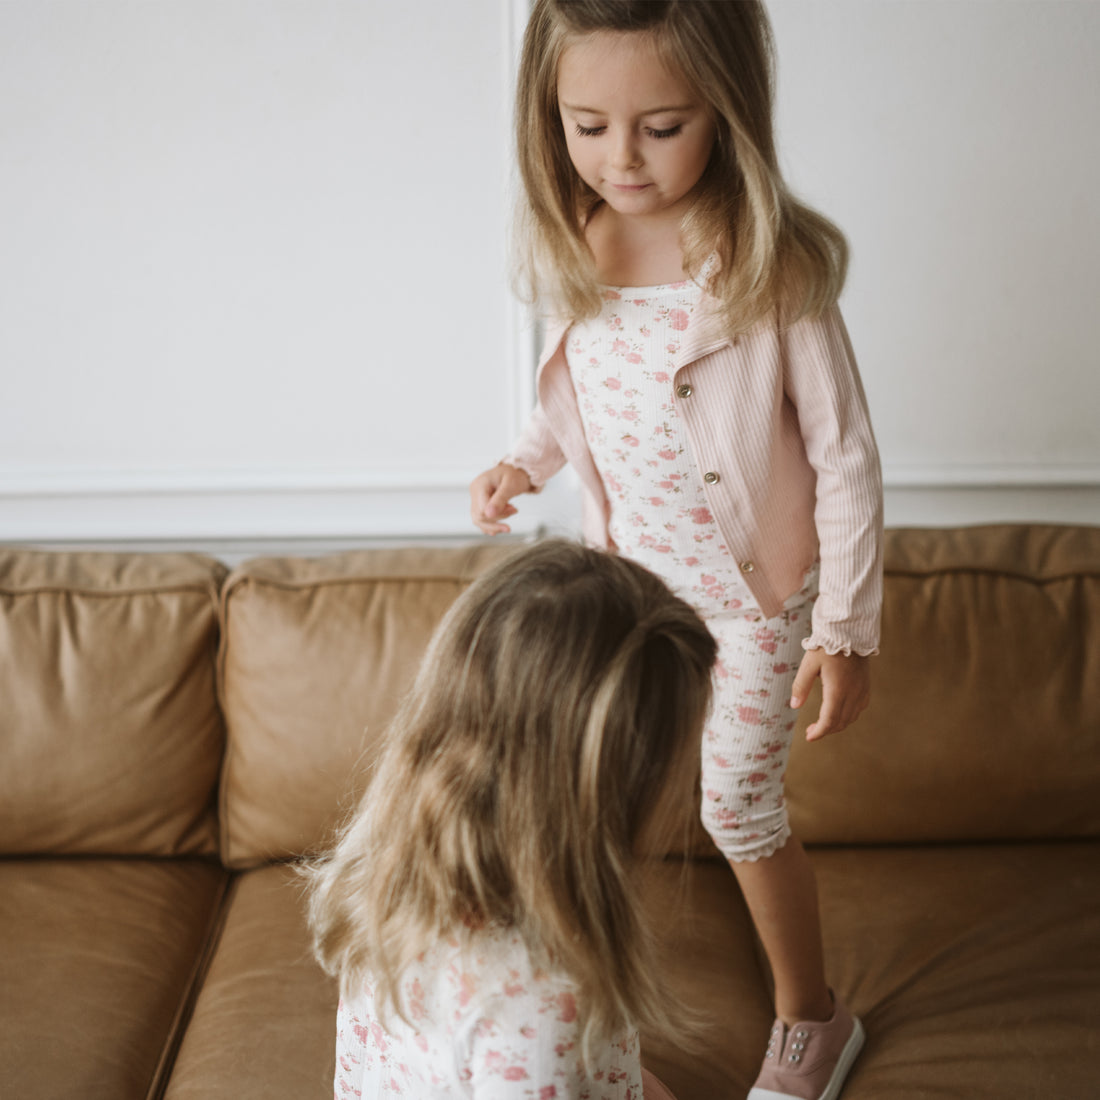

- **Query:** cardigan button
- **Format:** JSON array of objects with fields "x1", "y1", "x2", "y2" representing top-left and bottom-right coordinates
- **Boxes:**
[
  {"x1": 740, "y1": 561, "x2": 755, "y2": 573},
  {"x1": 703, "y1": 471, "x2": 720, "y2": 485},
  {"x1": 676, "y1": 383, "x2": 693, "y2": 398}
]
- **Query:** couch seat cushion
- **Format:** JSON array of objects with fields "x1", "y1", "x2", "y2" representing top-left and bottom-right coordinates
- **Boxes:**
[
  {"x1": 812, "y1": 840, "x2": 1100, "y2": 1097},
  {"x1": 640, "y1": 860, "x2": 776, "y2": 1099},
  {"x1": 0, "y1": 857, "x2": 228, "y2": 1100},
  {"x1": 163, "y1": 863, "x2": 338, "y2": 1099}
]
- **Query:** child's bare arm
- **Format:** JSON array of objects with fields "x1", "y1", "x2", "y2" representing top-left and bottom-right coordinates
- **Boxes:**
[
  {"x1": 469, "y1": 463, "x2": 535, "y2": 535},
  {"x1": 790, "y1": 650, "x2": 871, "y2": 742}
]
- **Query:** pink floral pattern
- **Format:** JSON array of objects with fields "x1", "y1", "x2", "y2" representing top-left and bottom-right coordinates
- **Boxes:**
[
  {"x1": 335, "y1": 930, "x2": 644, "y2": 1098},
  {"x1": 699, "y1": 567, "x2": 818, "y2": 862},
  {"x1": 567, "y1": 282, "x2": 749, "y2": 613},
  {"x1": 566, "y1": 283, "x2": 821, "y2": 864}
]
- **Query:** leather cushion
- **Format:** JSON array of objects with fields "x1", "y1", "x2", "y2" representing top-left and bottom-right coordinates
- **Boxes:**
[
  {"x1": 162, "y1": 863, "x2": 338, "y2": 1100},
  {"x1": 217, "y1": 542, "x2": 519, "y2": 868},
  {"x1": 811, "y1": 841, "x2": 1100, "y2": 1098},
  {"x1": 0, "y1": 551, "x2": 226, "y2": 856},
  {"x1": 0, "y1": 857, "x2": 228, "y2": 1100},
  {"x1": 787, "y1": 524, "x2": 1100, "y2": 844}
]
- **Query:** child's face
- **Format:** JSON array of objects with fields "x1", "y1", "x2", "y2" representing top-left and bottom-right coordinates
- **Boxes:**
[{"x1": 557, "y1": 31, "x2": 716, "y2": 225}]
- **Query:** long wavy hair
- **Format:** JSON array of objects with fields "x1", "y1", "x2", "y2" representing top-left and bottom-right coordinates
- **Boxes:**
[
  {"x1": 307, "y1": 539, "x2": 716, "y2": 1063},
  {"x1": 514, "y1": 0, "x2": 848, "y2": 333}
]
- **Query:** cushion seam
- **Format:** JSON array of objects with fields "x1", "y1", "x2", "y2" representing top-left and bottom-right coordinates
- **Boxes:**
[
  {"x1": 223, "y1": 573, "x2": 476, "y2": 594},
  {"x1": 0, "y1": 583, "x2": 223, "y2": 599},
  {"x1": 144, "y1": 869, "x2": 237, "y2": 1100},
  {"x1": 885, "y1": 567, "x2": 1100, "y2": 584}
]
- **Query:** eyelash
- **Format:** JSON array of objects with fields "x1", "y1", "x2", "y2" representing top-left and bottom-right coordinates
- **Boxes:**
[{"x1": 574, "y1": 124, "x2": 682, "y2": 140}]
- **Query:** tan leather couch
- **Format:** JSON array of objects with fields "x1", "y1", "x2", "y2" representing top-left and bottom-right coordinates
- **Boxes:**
[{"x1": 2, "y1": 524, "x2": 1097, "y2": 1100}]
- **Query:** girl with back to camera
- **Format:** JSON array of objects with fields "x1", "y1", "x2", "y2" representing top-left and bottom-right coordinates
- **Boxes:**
[
  {"x1": 470, "y1": 3, "x2": 882, "y2": 1098},
  {"x1": 309, "y1": 540, "x2": 717, "y2": 1098}
]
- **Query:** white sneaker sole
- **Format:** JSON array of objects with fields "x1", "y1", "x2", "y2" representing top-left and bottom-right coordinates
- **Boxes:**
[{"x1": 746, "y1": 1016, "x2": 865, "y2": 1100}]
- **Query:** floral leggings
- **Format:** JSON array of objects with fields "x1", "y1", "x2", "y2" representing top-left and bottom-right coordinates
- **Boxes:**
[{"x1": 698, "y1": 568, "x2": 818, "y2": 862}]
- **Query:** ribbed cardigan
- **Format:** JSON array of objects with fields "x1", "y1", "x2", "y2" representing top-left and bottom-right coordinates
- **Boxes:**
[{"x1": 505, "y1": 298, "x2": 884, "y2": 655}]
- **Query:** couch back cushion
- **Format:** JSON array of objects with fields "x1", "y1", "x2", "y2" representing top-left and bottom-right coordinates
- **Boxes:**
[
  {"x1": 217, "y1": 542, "x2": 519, "y2": 869},
  {"x1": 0, "y1": 551, "x2": 226, "y2": 856},
  {"x1": 787, "y1": 524, "x2": 1100, "y2": 844}
]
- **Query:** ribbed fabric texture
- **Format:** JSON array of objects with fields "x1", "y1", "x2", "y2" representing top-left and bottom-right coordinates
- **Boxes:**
[
  {"x1": 506, "y1": 299, "x2": 884, "y2": 655},
  {"x1": 566, "y1": 281, "x2": 763, "y2": 611}
]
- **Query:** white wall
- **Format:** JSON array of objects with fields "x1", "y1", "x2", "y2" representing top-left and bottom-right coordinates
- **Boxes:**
[
  {"x1": 768, "y1": 0, "x2": 1100, "y2": 527},
  {"x1": 1, "y1": 0, "x2": 1098, "y2": 551},
  {"x1": 0, "y1": 0, "x2": 561, "y2": 543}
]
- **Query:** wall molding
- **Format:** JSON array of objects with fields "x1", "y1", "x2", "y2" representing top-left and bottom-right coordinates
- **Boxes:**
[
  {"x1": 0, "y1": 467, "x2": 579, "y2": 542},
  {"x1": 1, "y1": 462, "x2": 1097, "y2": 543},
  {"x1": 0, "y1": 467, "x2": 470, "y2": 497},
  {"x1": 0, "y1": 475, "x2": 469, "y2": 541},
  {"x1": 882, "y1": 463, "x2": 1100, "y2": 488},
  {"x1": 1, "y1": 460, "x2": 1096, "y2": 498}
]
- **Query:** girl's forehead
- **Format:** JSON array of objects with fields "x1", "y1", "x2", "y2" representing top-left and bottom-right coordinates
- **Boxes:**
[{"x1": 556, "y1": 30, "x2": 695, "y2": 109}]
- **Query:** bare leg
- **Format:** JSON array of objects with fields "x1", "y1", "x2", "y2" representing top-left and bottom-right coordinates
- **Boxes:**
[{"x1": 729, "y1": 835, "x2": 834, "y2": 1025}]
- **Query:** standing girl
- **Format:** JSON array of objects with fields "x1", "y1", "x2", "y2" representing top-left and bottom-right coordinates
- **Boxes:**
[
  {"x1": 470, "y1": 3, "x2": 882, "y2": 1099},
  {"x1": 308, "y1": 539, "x2": 717, "y2": 1098}
]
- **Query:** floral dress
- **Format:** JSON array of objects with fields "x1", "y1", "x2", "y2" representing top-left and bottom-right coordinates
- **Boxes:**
[
  {"x1": 567, "y1": 284, "x2": 818, "y2": 862},
  {"x1": 335, "y1": 929, "x2": 644, "y2": 1099}
]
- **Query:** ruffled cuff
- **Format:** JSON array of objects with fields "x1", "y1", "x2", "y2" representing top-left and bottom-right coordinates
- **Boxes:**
[
  {"x1": 801, "y1": 634, "x2": 879, "y2": 658},
  {"x1": 499, "y1": 455, "x2": 545, "y2": 493}
]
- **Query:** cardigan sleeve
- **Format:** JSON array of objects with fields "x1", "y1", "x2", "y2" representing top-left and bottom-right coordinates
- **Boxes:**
[
  {"x1": 782, "y1": 304, "x2": 884, "y2": 656},
  {"x1": 501, "y1": 398, "x2": 568, "y2": 490},
  {"x1": 501, "y1": 322, "x2": 572, "y2": 489}
]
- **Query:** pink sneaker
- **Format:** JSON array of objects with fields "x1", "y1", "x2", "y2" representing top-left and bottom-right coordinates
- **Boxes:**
[{"x1": 746, "y1": 993, "x2": 864, "y2": 1100}]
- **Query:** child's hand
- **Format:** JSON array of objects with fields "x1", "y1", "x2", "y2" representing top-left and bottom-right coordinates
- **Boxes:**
[
  {"x1": 790, "y1": 650, "x2": 871, "y2": 741},
  {"x1": 469, "y1": 463, "x2": 534, "y2": 535}
]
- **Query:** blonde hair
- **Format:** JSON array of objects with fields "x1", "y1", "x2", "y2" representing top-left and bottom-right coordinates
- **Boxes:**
[
  {"x1": 514, "y1": 0, "x2": 848, "y2": 333},
  {"x1": 307, "y1": 539, "x2": 716, "y2": 1062}
]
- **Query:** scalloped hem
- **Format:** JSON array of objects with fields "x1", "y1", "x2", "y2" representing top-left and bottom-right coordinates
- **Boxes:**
[
  {"x1": 801, "y1": 638, "x2": 880, "y2": 658},
  {"x1": 719, "y1": 826, "x2": 792, "y2": 864}
]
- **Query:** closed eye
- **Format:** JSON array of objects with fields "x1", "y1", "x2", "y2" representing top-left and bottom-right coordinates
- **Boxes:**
[{"x1": 572, "y1": 123, "x2": 683, "y2": 139}]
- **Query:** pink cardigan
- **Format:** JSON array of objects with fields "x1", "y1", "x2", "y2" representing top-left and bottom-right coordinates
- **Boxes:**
[{"x1": 505, "y1": 298, "x2": 884, "y2": 656}]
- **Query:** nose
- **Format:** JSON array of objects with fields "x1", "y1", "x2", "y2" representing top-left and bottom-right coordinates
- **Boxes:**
[{"x1": 609, "y1": 127, "x2": 641, "y2": 171}]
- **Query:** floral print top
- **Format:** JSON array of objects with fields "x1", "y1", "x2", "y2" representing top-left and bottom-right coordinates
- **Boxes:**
[
  {"x1": 335, "y1": 929, "x2": 644, "y2": 1098},
  {"x1": 566, "y1": 282, "x2": 752, "y2": 615}
]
